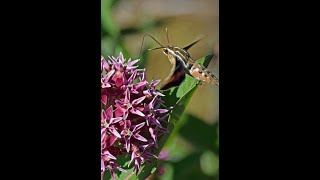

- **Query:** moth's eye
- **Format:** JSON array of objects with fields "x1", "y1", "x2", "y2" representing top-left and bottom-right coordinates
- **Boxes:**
[{"x1": 163, "y1": 49, "x2": 168, "y2": 55}]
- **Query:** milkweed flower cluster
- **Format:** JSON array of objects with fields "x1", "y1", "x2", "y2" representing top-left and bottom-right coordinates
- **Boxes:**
[{"x1": 101, "y1": 53, "x2": 169, "y2": 180}]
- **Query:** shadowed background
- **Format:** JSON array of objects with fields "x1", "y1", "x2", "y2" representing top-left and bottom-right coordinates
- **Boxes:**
[{"x1": 101, "y1": 0, "x2": 219, "y2": 179}]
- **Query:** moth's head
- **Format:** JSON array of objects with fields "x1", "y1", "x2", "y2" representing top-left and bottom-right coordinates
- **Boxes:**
[
  {"x1": 162, "y1": 46, "x2": 174, "y2": 56},
  {"x1": 162, "y1": 48, "x2": 169, "y2": 55}
]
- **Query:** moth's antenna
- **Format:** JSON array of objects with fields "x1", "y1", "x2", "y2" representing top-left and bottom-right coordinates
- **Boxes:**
[
  {"x1": 139, "y1": 34, "x2": 164, "y2": 60},
  {"x1": 148, "y1": 47, "x2": 163, "y2": 51},
  {"x1": 166, "y1": 27, "x2": 170, "y2": 44}
]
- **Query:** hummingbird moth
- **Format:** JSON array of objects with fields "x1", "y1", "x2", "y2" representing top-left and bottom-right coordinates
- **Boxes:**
[{"x1": 140, "y1": 28, "x2": 219, "y2": 91}]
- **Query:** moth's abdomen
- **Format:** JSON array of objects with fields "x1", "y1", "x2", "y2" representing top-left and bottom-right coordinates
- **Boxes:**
[{"x1": 189, "y1": 63, "x2": 219, "y2": 85}]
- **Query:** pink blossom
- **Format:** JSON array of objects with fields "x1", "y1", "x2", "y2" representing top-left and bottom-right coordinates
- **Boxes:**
[{"x1": 101, "y1": 53, "x2": 170, "y2": 179}]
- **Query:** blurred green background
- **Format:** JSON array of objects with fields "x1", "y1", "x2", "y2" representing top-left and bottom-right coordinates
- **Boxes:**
[{"x1": 101, "y1": 0, "x2": 219, "y2": 179}]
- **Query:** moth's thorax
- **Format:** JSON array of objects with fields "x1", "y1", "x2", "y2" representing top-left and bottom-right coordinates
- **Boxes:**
[{"x1": 165, "y1": 45, "x2": 194, "y2": 68}]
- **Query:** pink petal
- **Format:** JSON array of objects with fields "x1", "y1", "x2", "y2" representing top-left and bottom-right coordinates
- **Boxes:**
[
  {"x1": 150, "y1": 79, "x2": 161, "y2": 86},
  {"x1": 154, "y1": 91, "x2": 165, "y2": 96},
  {"x1": 109, "y1": 117, "x2": 122, "y2": 124},
  {"x1": 125, "y1": 137, "x2": 131, "y2": 153},
  {"x1": 131, "y1": 89, "x2": 139, "y2": 94},
  {"x1": 105, "y1": 69, "x2": 115, "y2": 81},
  {"x1": 107, "y1": 135, "x2": 118, "y2": 147},
  {"x1": 101, "y1": 59, "x2": 110, "y2": 72},
  {"x1": 101, "y1": 127, "x2": 107, "y2": 135},
  {"x1": 114, "y1": 108, "x2": 123, "y2": 118},
  {"x1": 144, "y1": 152, "x2": 158, "y2": 159},
  {"x1": 127, "y1": 70, "x2": 137, "y2": 84},
  {"x1": 115, "y1": 77, "x2": 123, "y2": 87},
  {"x1": 147, "y1": 96, "x2": 158, "y2": 110},
  {"x1": 105, "y1": 105, "x2": 113, "y2": 120},
  {"x1": 155, "y1": 109, "x2": 169, "y2": 114},
  {"x1": 134, "y1": 159, "x2": 141, "y2": 174},
  {"x1": 128, "y1": 151, "x2": 136, "y2": 167},
  {"x1": 143, "y1": 90, "x2": 152, "y2": 96},
  {"x1": 101, "y1": 109, "x2": 106, "y2": 121},
  {"x1": 133, "y1": 122, "x2": 145, "y2": 131},
  {"x1": 130, "y1": 108, "x2": 145, "y2": 117},
  {"x1": 124, "y1": 89, "x2": 130, "y2": 103},
  {"x1": 134, "y1": 81, "x2": 147, "y2": 88},
  {"x1": 140, "y1": 143, "x2": 154, "y2": 152},
  {"x1": 101, "y1": 94, "x2": 107, "y2": 105},
  {"x1": 127, "y1": 59, "x2": 139, "y2": 67},
  {"x1": 133, "y1": 133, "x2": 148, "y2": 142},
  {"x1": 101, "y1": 159, "x2": 105, "y2": 171},
  {"x1": 102, "y1": 82, "x2": 111, "y2": 88},
  {"x1": 123, "y1": 110, "x2": 129, "y2": 120},
  {"x1": 127, "y1": 65, "x2": 138, "y2": 71},
  {"x1": 112, "y1": 71, "x2": 124, "y2": 87},
  {"x1": 124, "y1": 120, "x2": 131, "y2": 129},
  {"x1": 101, "y1": 131, "x2": 106, "y2": 144},
  {"x1": 118, "y1": 52, "x2": 124, "y2": 63},
  {"x1": 132, "y1": 96, "x2": 146, "y2": 106},
  {"x1": 149, "y1": 127, "x2": 157, "y2": 142},
  {"x1": 109, "y1": 126, "x2": 121, "y2": 138},
  {"x1": 104, "y1": 150, "x2": 116, "y2": 160}
]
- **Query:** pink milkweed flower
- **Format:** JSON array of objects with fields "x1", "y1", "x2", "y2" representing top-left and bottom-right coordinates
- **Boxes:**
[
  {"x1": 101, "y1": 106, "x2": 122, "y2": 138},
  {"x1": 128, "y1": 144, "x2": 158, "y2": 175},
  {"x1": 121, "y1": 121, "x2": 147, "y2": 153},
  {"x1": 101, "y1": 53, "x2": 170, "y2": 179},
  {"x1": 114, "y1": 89, "x2": 146, "y2": 119}
]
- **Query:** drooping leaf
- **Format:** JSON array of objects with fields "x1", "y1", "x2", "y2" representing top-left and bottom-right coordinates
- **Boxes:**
[{"x1": 161, "y1": 55, "x2": 214, "y2": 146}]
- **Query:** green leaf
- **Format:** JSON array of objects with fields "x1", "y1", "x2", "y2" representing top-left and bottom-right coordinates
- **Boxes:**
[{"x1": 161, "y1": 54, "x2": 214, "y2": 146}]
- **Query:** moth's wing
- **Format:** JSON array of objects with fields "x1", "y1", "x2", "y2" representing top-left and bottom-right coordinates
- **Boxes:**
[
  {"x1": 160, "y1": 54, "x2": 186, "y2": 91},
  {"x1": 160, "y1": 65, "x2": 186, "y2": 91},
  {"x1": 160, "y1": 54, "x2": 186, "y2": 90},
  {"x1": 183, "y1": 37, "x2": 204, "y2": 51}
]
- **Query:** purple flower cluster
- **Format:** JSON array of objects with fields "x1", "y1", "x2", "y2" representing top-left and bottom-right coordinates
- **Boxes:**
[{"x1": 101, "y1": 53, "x2": 169, "y2": 180}]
